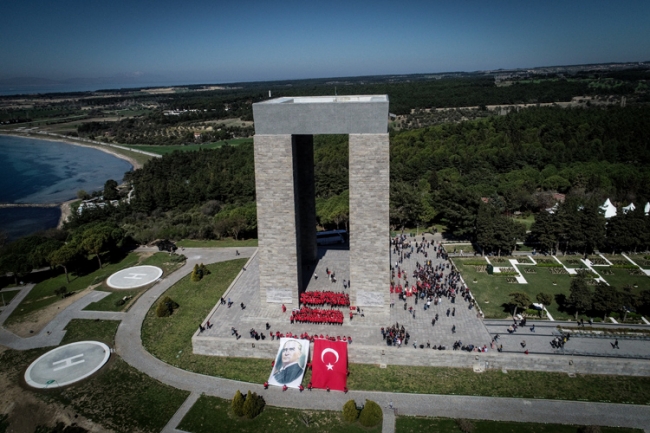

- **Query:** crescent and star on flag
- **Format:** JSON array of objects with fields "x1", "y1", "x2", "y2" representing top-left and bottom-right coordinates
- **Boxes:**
[{"x1": 321, "y1": 347, "x2": 339, "y2": 371}]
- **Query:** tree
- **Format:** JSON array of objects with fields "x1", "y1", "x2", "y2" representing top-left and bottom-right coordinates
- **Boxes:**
[
  {"x1": 80, "y1": 223, "x2": 124, "y2": 269},
  {"x1": 49, "y1": 243, "x2": 80, "y2": 283},
  {"x1": 529, "y1": 211, "x2": 557, "y2": 253},
  {"x1": 103, "y1": 179, "x2": 119, "y2": 201},
  {"x1": 592, "y1": 282, "x2": 621, "y2": 320},
  {"x1": 536, "y1": 292, "x2": 553, "y2": 307},
  {"x1": 231, "y1": 390, "x2": 245, "y2": 417},
  {"x1": 358, "y1": 400, "x2": 383, "y2": 427},
  {"x1": 342, "y1": 400, "x2": 360, "y2": 423},
  {"x1": 242, "y1": 390, "x2": 265, "y2": 419},
  {"x1": 508, "y1": 292, "x2": 531, "y2": 317},
  {"x1": 77, "y1": 189, "x2": 90, "y2": 200},
  {"x1": 567, "y1": 275, "x2": 593, "y2": 320}
]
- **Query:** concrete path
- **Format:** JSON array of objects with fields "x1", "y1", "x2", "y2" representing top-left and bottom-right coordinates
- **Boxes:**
[{"x1": 3, "y1": 247, "x2": 650, "y2": 432}]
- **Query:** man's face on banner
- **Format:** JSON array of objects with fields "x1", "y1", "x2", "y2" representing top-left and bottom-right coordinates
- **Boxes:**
[{"x1": 281, "y1": 340, "x2": 302, "y2": 364}]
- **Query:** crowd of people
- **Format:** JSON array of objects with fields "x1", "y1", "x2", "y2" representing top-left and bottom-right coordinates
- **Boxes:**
[
  {"x1": 290, "y1": 307, "x2": 344, "y2": 325},
  {"x1": 381, "y1": 323, "x2": 410, "y2": 347},
  {"x1": 265, "y1": 330, "x2": 353, "y2": 344},
  {"x1": 299, "y1": 291, "x2": 350, "y2": 307}
]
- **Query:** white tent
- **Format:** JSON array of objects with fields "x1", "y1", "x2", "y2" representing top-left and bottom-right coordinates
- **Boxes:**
[
  {"x1": 622, "y1": 203, "x2": 636, "y2": 214},
  {"x1": 601, "y1": 198, "x2": 617, "y2": 219}
]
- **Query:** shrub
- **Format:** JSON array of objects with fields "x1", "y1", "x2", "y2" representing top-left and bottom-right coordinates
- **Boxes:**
[
  {"x1": 169, "y1": 253, "x2": 187, "y2": 263},
  {"x1": 456, "y1": 419, "x2": 475, "y2": 433},
  {"x1": 578, "y1": 426, "x2": 601, "y2": 433},
  {"x1": 156, "y1": 296, "x2": 179, "y2": 317},
  {"x1": 114, "y1": 298, "x2": 126, "y2": 307},
  {"x1": 54, "y1": 286, "x2": 68, "y2": 298},
  {"x1": 191, "y1": 264, "x2": 202, "y2": 282},
  {"x1": 536, "y1": 292, "x2": 553, "y2": 306},
  {"x1": 232, "y1": 390, "x2": 245, "y2": 417},
  {"x1": 190, "y1": 263, "x2": 211, "y2": 282},
  {"x1": 342, "y1": 399, "x2": 360, "y2": 423},
  {"x1": 242, "y1": 390, "x2": 265, "y2": 419},
  {"x1": 358, "y1": 399, "x2": 382, "y2": 427}
]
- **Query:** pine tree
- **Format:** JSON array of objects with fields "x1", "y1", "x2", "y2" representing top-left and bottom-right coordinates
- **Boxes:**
[{"x1": 231, "y1": 390, "x2": 245, "y2": 417}]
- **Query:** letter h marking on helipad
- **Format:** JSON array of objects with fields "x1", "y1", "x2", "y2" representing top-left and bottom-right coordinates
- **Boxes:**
[
  {"x1": 124, "y1": 273, "x2": 146, "y2": 280},
  {"x1": 52, "y1": 354, "x2": 85, "y2": 371}
]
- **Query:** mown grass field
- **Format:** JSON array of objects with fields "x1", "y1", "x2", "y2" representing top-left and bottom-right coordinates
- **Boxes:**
[
  {"x1": 454, "y1": 254, "x2": 650, "y2": 321},
  {"x1": 396, "y1": 417, "x2": 642, "y2": 433},
  {"x1": 178, "y1": 395, "x2": 381, "y2": 433}
]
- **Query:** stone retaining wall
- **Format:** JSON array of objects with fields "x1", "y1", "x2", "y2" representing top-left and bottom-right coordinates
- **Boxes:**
[{"x1": 192, "y1": 336, "x2": 650, "y2": 376}]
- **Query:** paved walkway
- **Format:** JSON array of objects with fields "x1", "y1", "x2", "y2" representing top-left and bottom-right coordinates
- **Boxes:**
[
  {"x1": 484, "y1": 320, "x2": 650, "y2": 359},
  {"x1": 2, "y1": 247, "x2": 649, "y2": 432}
]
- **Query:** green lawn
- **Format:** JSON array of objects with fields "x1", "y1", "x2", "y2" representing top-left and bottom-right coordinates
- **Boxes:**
[
  {"x1": 176, "y1": 238, "x2": 258, "y2": 248},
  {"x1": 396, "y1": 417, "x2": 641, "y2": 433},
  {"x1": 0, "y1": 289, "x2": 20, "y2": 306},
  {"x1": 347, "y1": 364, "x2": 650, "y2": 404},
  {"x1": 178, "y1": 395, "x2": 381, "y2": 433},
  {"x1": 126, "y1": 138, "x2": 252, "y2": 155},
  {"x1": 5, "y1": 253, "x2": 141, "y2": 325},
  {"x1": 555, "y1": 256, "x2": 588, "y2": 269},
  {"x1": 454, "y1": 258, "x2": 575, "y2": 319},
  {"x1": 0, "y1": 319, "x2": 189, "y2": 433},
  {"x1": 141, "y1": 259, "x2": 270, "y2": 381},
  {"x1": 512, "y1": 214, "x2": 535, "y2": 231},
  {"x1": 600, "y1": 268, "x2": 649, "y2": 292},
  {"x1": 83, "y1": 252, "x2": 186, "y2": 312}
]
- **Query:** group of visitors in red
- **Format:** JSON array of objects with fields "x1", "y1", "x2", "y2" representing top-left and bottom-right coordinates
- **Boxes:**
[
  {"x1": 290, "y1": 307, "x2": 344, "y2": 325},
  {"x1": 299, "y1": 291, "x2": 350, "y2": 306}
]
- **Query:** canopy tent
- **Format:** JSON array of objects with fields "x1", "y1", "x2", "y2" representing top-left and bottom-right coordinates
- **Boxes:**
[{"x1": 601, "y1": 198, "x2": 617, "y2": 219}]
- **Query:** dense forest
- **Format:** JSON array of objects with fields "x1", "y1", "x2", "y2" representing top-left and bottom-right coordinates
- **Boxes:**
[{"x1": 62, "y1": 104, "x2": 650, "y2": 253}]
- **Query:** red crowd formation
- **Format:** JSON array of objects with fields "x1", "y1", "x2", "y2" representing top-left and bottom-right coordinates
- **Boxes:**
[
  {"x1": 290, "y1": 307, "x2": 344, "y2": 325},
  {"x1": 300, "y1": 291, "x2": 350, "y2": 307}
]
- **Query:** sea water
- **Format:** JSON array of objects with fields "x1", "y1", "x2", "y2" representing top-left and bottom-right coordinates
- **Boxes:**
[{"x1": 0, "y1": 135, "x2": 133, "y2": 239}]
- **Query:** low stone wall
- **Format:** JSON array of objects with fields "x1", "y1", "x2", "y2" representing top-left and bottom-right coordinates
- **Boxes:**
[{"x1": 192, "y1": 336, "x2": 650, "y2": 376}]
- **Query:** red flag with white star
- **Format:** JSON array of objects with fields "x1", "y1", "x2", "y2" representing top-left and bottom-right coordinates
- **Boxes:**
[{"x1": 311, "y1": 339, "x2": 347, "y2": 391}]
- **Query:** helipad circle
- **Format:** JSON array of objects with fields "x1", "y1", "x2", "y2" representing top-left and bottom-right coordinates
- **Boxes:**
[
  {"x1": 25, "y1": 341, "x2": 111, "y2": 388},
  {"x1": 107, "y1": 265, "x2": 163, "y2": 289}
]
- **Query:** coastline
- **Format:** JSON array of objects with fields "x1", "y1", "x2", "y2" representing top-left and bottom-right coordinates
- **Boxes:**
[
  {"x1": 0, "y1": 131, "x2": 143, "y2": 170},
  {"x1": 58, "y1": 199, "x2": 77, "y2": 228},
  {"x1": 0, "y1": 131, "x2": 145, "y2": 232}
]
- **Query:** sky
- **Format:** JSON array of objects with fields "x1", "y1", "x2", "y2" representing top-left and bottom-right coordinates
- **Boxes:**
[{"x1": 1, "y1": 0, "x2": 649, "y2": 84}]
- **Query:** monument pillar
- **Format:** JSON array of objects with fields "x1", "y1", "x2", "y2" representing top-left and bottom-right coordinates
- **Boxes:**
[
  {"x1": 254, "y1": 134, "x2": 299, "y2": 304},
  {"x1": 349, "y1": 133, "x2": 390, "y2": 318}
]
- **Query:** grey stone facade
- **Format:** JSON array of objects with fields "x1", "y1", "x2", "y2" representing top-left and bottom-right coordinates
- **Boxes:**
[
  {"x1": 253, "y1": 96, "x2": 389, "y2": 307},
  {"x1": 349, "y1": 134, "x2": 390, "y2": 318}
]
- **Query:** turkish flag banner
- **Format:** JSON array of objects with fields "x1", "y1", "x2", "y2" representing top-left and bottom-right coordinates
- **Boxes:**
[{"x1": 312, "y1": 339, "x2": 348, "y2": 391}]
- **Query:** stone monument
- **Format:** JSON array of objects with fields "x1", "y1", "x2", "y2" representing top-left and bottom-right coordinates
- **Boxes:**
[{"x1": 252, "y1": 95, "x2": 389, "y2": 315}]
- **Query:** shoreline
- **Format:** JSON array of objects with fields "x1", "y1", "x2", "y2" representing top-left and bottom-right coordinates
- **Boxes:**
[
  {"x1": 58, "y1": 198, "x2": 77, "y2": 228},
  {"x1": 0, "y1": 131, "x2": 144, "y2": 169},
  {"x1": 0, "y1": 131, "x2": 144, "y2": 231}
]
